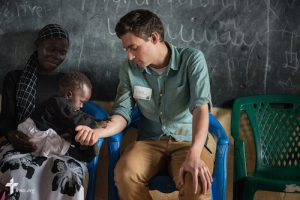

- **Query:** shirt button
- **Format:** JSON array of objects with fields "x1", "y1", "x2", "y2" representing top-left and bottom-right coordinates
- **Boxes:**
[
  {"x1": 162, "y1": 126, "x2": 166, "y2": 129},
  {"x1": 160, "y1": 112, "x2": 163, "y2": 116},
  {"x1": 160, "y1": 93, "x2": 163, "y2": 96}
]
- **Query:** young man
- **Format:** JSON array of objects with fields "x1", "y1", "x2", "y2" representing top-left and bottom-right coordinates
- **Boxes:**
[{"x1": 76, "y1": 9, "x2": 215, "y2": 200}]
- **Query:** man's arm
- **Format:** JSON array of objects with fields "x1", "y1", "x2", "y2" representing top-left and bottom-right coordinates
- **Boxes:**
[
  {"x1": 76, "y1": 61, "x2": 135, "y2": 146},
  {"x1": 178, "y1": 104, "x2": 212, "y2": 194},
  {"x1": 75, "y1": 114, "x2": 127, "y2": 145}
]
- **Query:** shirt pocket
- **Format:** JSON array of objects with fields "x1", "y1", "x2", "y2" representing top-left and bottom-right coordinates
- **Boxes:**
[{"x1": 136, "y1": 98, "x2": 156, "y2": 116}]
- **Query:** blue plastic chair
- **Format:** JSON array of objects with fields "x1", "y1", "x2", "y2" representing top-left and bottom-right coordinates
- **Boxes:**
[
  {"x1": 107, "y1": 107, "x2": 229, "y2": 200},
  {"x1": 82, "y1": 101, "x2": 109, "y2": 200}
]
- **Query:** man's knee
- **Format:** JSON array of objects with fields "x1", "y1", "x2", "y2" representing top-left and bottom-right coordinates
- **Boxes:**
[
  {"x1": 114, "y1": 157, "x2": 140, "y2": 185},
  {"x1": 178, "y1": 173, "x2": 211, "y2": 200}
]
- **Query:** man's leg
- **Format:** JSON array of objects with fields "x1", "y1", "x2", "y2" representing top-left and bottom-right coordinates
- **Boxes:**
[
  {"x1": 168, "y1": 138, "x2": 216, "y2": 200},
  {"x1": 114, "y1": 140, "x2": 167, "y2": 200}
]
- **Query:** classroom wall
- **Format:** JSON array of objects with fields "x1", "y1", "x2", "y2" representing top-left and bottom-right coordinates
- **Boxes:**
[
  {"x1": 0, "y1": 0, "x2": 300, "y2": 199},
  {"x1": 0, "y1": 0, "x2": 300, "y2": 107}
]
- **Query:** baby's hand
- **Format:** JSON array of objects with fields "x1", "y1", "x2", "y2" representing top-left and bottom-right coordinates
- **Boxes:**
[{"x1": 75, "y1": 125, "x2": 99, "y2": 145}]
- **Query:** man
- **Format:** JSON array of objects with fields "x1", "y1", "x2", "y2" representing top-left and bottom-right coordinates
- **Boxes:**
[{"x1": 76, "y1": 9, "x2": 215, "y2": 200}]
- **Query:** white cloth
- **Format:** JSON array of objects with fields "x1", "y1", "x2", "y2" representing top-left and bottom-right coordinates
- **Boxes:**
[
  {"x1": 18, "y1": 118, "x2": 70, "y2": 157},
  {"x1": 0, "y1": 143, "x2": 88, "y2": 200}
]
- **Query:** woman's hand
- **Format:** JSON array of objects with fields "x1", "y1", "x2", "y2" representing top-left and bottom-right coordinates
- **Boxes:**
[{"x1": 7, "y1": 130, "x2": 37, "y2": 152}]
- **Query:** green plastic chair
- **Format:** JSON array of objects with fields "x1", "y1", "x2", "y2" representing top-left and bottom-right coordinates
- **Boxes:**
[{"x1": 231, "y1": 95, "x2": 300, "y2": 200}]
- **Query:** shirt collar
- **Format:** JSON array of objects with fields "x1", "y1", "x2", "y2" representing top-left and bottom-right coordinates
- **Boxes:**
[
  {"x1": 134, "y1": 42, "x2": 179, "y2": 74},
  {"x1": 167, "y1": 42, "x2": 179, "y2": 71}
]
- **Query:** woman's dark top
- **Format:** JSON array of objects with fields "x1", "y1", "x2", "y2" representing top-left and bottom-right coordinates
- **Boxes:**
[{"x1": 0, "y1": 70, "x2": 63, "y2": 137}]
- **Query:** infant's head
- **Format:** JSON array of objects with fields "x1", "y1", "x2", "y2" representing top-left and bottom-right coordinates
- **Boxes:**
[{"x1": 59, "y1": 72, "x2": 92, "y2": 111}]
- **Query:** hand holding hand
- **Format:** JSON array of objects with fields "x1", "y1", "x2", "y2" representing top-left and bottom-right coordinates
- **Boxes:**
[{"x1": 75, "y1": 125, "x2": 99, "y2": 145}]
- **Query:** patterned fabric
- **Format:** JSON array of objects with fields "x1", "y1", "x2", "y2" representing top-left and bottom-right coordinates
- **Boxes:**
[
  {"x1": 36, "y1": 24, "x2": 69, "y2": 44},
  {"x1": 15, "y1": 24, "x2": 69, "y2": 123},
  {"x1": 0, "y1": 143, "x2": 88, "y2": 200},
  {"x1": 15, "y1": 52, "x2": 38, "y2": 123}
]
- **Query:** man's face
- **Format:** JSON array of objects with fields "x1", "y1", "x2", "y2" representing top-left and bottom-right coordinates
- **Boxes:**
[
  {"x1": 69, "y1": 84, "x2": 91, "y2": 111},
  {"x1": 121, "y1": 32, "x2": 155, "y2": 67}
]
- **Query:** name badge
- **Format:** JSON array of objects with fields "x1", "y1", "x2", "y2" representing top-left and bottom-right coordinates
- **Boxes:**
[{"x1": 133, "y1": 86, "x2": 152, "y2": 100}]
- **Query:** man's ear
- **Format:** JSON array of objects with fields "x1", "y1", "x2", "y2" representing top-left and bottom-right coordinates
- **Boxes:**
[
  {"x1": 150, "y1": 32, "x2": 160, "y2": 44},
  {"x1": 65, "y1": 90, "x2": 73, "y2": 99}
]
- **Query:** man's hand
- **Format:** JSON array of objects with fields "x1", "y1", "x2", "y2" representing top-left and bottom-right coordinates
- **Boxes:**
[
  {"x1": 7, "y1": 130, "x2": 37, "y2": 152},
  {"x1": 75, "y1": 125, "x2": 99, "y2": 145},
  {"x1": 178, "y1": 148, "x2": 212, "y2": 194}
]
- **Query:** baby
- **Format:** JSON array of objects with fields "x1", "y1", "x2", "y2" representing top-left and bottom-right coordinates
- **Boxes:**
[{"x1": 18, "y1": 71, "x2": 103, "y2": 162}]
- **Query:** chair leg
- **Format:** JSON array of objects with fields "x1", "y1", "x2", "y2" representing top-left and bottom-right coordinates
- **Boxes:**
[
  {"x1": 107, "y1": 135, "x2": 122, "y2": 200},
  {"x1": 86, "y1": 138, "x2": 104, "y2": 200},
  {"x1": 233, "y1": 181, "x2": 244, "y2": 200},
  {"x1": 242, "y1": 182, "x2": 256, "y2": 200}
]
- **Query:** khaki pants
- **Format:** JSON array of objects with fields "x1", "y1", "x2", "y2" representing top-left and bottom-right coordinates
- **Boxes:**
[{"x1": 114, "y1": 134, "x2": 216, "y2": 200}]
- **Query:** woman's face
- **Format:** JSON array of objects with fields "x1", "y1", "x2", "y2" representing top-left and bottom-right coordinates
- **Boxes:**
[{"x1": 37, "y1": 38, "x2": 69, "y2": 74}]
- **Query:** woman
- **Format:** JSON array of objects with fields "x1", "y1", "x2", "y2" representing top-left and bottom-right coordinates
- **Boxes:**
[{"x1": 0, "y1": 24, "x2": 88, "y2": 200}]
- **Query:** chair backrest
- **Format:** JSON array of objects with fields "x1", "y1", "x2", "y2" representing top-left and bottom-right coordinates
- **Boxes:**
[{"x1": 231, "y1": 95, "x2": 300, "y2": 180}]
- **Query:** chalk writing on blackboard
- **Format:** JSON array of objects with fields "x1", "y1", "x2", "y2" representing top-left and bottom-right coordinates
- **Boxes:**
[
  {"x1": 107, "y1": 17, "x2": 264, "y2": 47},
  {"x1": 284, "y1": 51, "x2": 299, "y2": 73},
  {"x1": 16, "y1": 3, "x2": 43, "y2": 17},
  {"x1": 0, "y1": 0, "x2": 299, "y2": 106}
]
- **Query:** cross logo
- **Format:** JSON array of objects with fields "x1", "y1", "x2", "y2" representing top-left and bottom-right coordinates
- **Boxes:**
[{"x1": 5, "y1": 178, "x2": 19, "y2": 195}]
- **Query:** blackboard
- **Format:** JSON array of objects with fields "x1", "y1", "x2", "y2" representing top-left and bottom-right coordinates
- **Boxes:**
[{"x1": 0, "y1": 0, "x2": 299, "y2": 107}]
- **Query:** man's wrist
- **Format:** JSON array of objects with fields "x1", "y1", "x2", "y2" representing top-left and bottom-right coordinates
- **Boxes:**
[{"x1": 189, "y1": 145, "x2": 202, "y2": 156}]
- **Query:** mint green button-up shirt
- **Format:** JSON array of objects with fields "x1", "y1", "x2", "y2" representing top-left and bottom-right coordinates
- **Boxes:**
[{"x1": 112, "y1": 43, "x2": 212, "y2": 141}]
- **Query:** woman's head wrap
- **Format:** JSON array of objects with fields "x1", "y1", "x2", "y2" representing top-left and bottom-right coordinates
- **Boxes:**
[
  {"x1": 36, "y1": 24, "x2": 69, "y2": 44},
  {"x1": 16, "y1": 24, "x2": 69, "y2": 123}
]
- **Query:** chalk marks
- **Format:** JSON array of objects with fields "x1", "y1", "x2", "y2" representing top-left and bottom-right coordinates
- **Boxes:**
[
  {"x1": 107, "y1": 18, "x2": 116, "y2": 35},
  {"x1": 226, "y1": 59, "x2": 234, "y2": 88},
  {"x1": 283, "y1": 32, "x2": 299, "y2": 73},
  {"x1": 278, "y1": 78, "x2": 300, "y2": 90},
  {"x1": 284, "y1": 51, "x2": 299, "y2": 73},
  {"x1": 0, "y1": 2, "x2": 14, "y2": 26},
  {"x1": 77, "y1": 34, "x2": 85, "y2": 70},
  {"x1": 15, "y1": 2, "x2": 43, "y2": 17},
  {"x1": 0, "y1": 1, "x2": 44, "y2": 20},
  {"x1": 107, "y1": 17, "x2": 264, "y2": 48},
  {"x1": 104, "y1": 0, "x2": 243, "y2": 11},
  {"x1": 286, "y1": 0, "x2": 297, "y2": 8},
  {"x1": 263, "y1": 0, "x2": 270, "y2": 93},
  {"x1": 0, "y1": 0, "x2": 299, "y2": 106},
  {"x1": 81, "y1": 0, "x2": 86, "y2": 11},
  {"x1": 269, "y1": 29, "x2": 300, "y2": 88},
  {"x1": 175, "y1": 21, "x2": 263, "y2": 47}
]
